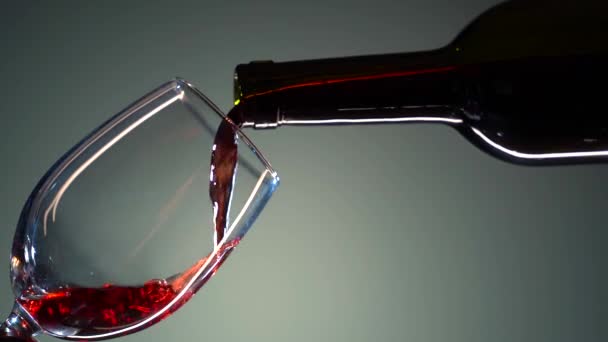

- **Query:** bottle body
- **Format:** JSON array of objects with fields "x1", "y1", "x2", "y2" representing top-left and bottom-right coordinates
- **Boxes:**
[{"x1": 232, "y1": 0, "x2": 608, "y2": 165}]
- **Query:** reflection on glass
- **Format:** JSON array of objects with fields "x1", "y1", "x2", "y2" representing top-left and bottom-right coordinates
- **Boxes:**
[{"x1": 1, "y1": 79, "x2": 279, "y2": 341}]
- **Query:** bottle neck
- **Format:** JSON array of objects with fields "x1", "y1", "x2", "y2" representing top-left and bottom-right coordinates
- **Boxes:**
[{"x1": 233, "y1": 49, "x2": 464, "y2": 128}]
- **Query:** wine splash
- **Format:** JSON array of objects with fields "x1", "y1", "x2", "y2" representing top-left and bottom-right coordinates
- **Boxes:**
[{"x1": 17, "y1": 239, "x2": 240, "y2": 337}]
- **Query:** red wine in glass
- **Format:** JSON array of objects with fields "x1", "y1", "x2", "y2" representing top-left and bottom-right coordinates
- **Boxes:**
[{"x1": 16, "y1": 238, "x2": 240, "y2": 336}]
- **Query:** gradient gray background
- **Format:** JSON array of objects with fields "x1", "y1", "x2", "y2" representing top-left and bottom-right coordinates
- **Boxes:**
[{"x1": 0, "y1": 1, "x2": 606, "y2": 341}]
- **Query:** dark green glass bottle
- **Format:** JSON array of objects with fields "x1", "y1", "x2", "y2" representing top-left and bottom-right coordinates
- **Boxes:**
[{"x1": 232, "y1": 0, "x2": 608, "y2": 165}]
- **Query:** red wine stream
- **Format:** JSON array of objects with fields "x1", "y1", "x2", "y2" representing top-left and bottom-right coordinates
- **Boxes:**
[
  {"x1": 17, "y1": 120, "x2": 240, "y2": 336},
  {"x1": 209, "y1": 118, "x2": 239, "y2": 245}
]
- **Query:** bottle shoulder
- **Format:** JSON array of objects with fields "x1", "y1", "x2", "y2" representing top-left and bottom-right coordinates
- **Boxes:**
[{"x1": 447, "y1": 0, "x2": 608, "y2": 64}]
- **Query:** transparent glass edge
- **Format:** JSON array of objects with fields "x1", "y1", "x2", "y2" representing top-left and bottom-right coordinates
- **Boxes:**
[{"x1": 23, "y1": 81, "x2": 184, "y2": 236}]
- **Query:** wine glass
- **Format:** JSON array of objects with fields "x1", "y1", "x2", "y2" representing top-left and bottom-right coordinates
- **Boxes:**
[{"x1": 1, "y1": 79, "x2": 279, "y2": 341}]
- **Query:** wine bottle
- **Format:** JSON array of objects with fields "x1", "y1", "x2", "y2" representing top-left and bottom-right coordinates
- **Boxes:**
[{"x1": 231, "y1": 0, "x2": 608, "y2": 165}]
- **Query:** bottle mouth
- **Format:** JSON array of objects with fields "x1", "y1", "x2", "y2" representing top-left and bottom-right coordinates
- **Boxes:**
[{"x1": 176, "y1": 78, "x2": 279, "y2": 178}]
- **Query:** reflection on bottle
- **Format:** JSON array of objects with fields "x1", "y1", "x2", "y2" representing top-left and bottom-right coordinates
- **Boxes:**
[{"x1": 232, "y1": 0, "x2": 608, "y2": 166}]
